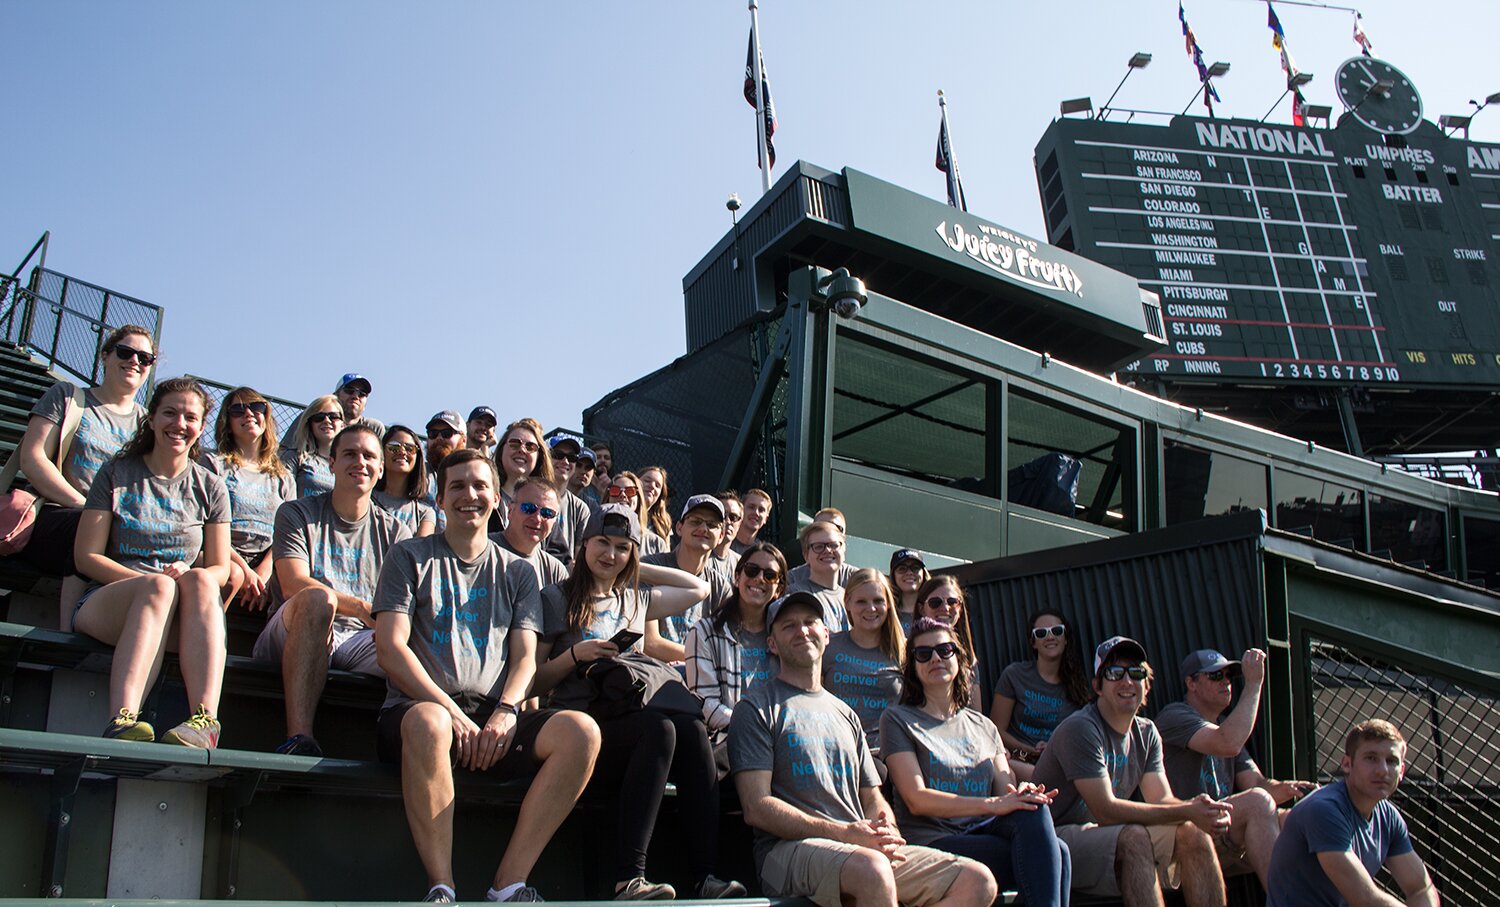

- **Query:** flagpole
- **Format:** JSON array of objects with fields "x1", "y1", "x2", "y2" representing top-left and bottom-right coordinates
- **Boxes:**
[{"x1": 749, "y1": 0, "x2": 771, "y2": 194}]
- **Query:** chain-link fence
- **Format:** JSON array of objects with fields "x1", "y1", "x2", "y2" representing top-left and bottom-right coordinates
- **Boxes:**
[
  {"x1": 189, "y1": 376, "x2": 306, "y2": 453},
  {"x1": 11, "y1": 269, "x2": 164, "y2": 399},
  {"x1": 1308, "y1": 638, "x2": 1500, "y2": 904}
]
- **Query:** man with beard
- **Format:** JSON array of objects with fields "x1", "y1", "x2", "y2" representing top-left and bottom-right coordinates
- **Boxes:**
[
  {"x1": 425, "y1": 411, "x2": 466, "y2": 475},
  {"x1": 254, "y1": 424, "x2": 412, "y2": 757},
  {"x1": 585, "y1": 442, "x2": 613, "y2": 509},
  {"x1": 542, "y1": 432, "x2": 593, "y2": 567},
  {"x1": 642, "y1": 494, "x2": 736, "y2": 662},
  {"x1": 729, "y1": 591, "x2": 996, "y2": 907},
  {"x1": 466, "y1": 406, "x2": 498, "y2": 455}
]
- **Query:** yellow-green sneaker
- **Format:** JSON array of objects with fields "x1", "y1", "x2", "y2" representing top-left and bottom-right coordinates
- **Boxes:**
[
  {"x1": 160, "y1": 706, "x2": 220, "y2": 749},
  {"x1": 103, "y1": 708, "x2": 155, "y2": 742}
]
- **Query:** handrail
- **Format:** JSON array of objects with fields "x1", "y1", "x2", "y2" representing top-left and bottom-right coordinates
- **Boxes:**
[
  {"x1": 187, "y1": 374, "x2": 307, "y2": 452},
  {"x1": 9, "y1": 268, "x2": 164, "y2": 401},
  {"x1": 0, "y1": 231, "x2": 49, "y2": 331}
]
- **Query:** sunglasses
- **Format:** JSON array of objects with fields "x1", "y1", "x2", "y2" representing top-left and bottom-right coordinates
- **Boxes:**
[
  {"x1": 808, "y1": 540, "x2": 843, "y2": 554},
  {"x1": 740, "y1": 563, "x2": 781, "y2": 582},
  {"x1": 608, "y1": 486, "x2": 639, "y2": 499},
  {"x1": 506, "y1": 438, "x2": 541, "y2": 454},
  {"x1": 111, "y1": 344, "x2": 157, "y2": 366},
  {"x1": 340, "y1": 386, "x2": 369, "y2": 398},
  {"x1": 924, "y1": 595, "x2": 962, "y2": 609},
  {"x1": 1196, "y1": 668, "x2": 1239, "y2": 682},
  {"x1": 1031, "y1": 625, "x2": 1067, "y2": 640},
  {"x1": 385, "y1": 442, "x2": 418, "y2": 456},
  {"x1": 517, "y1": 501, "x2": 559, "y2": 520},
  {"x1": 912, "y1": 642, "x2": 960, "y2": 663},
  {"x1": 551, "y1": 451, "x2": 580, "y2": 464},
  {"x1": 683, "y1": 516, "x2": 722, "y2": 531},
  {"x1": 308, "y1": 411, "x2": 343, "y2": 426},
  {"x1": 1100, "y1": 665, "x2": 1149, "y2": 682},
  {"x1": 724, "y1": 512, "x2": 743, "y2": 522},
  {"x1": 427, "y1": 427, "x2": 458, "y2": 441},
  {"x1": 226, "y1": 401, "x2": 269, "y2": 418}
]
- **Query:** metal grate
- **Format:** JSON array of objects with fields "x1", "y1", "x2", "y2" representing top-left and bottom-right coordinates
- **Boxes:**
[
  {"x1": 1308, "y1": 639, "x2": 1500, "y2": 904},
  {"x1": 189, "y1": 375, "x2": 306, "y2": 453}
]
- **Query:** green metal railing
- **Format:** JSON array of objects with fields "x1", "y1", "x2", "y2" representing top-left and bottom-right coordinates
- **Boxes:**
[
  {"x1": 1306, "y1": 635, "x2": 1500, "y2": 904},
  {"x1": 188, "y1": 375, "x2": 305, "y2": 451}
]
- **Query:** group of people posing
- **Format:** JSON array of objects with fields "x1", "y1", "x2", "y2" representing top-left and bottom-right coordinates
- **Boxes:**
[{"x1": 6, "y1": 327, "x2": 1440, "y2": 907}]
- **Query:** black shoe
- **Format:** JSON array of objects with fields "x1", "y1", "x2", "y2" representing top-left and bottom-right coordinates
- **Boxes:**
[{"x1": 275, "y1": 734, "x2": 323, "y2": 757}]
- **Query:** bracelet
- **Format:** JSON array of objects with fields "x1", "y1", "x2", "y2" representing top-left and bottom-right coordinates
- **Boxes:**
[
  {"x1": 497, "y1": 701, "x2": 520, "y2": 716},
  {"x1": 569, "y1": 645, "x2": 578, "y2": 665}
]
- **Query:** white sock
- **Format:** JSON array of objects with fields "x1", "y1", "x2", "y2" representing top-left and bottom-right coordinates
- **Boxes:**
[
  {"x1": 428, "y1": 885, "x2": 456, "y2": 901},
  {"x1": 487, "y1": 883, "x2": 525, "y2": 902}
]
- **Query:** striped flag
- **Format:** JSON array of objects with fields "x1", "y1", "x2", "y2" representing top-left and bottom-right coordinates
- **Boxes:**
[
  {"x1": 1179, "y1": 3, "x2": 1218, "y2": 114},
  {"x1": 1292, "y1": 89, "x2": 1307, "y2": 126},
  {"x1": 1353, "y1": 13, "x2": 1374, "y2": 57},
  {"x1": 744, "y1": 31, "x2": 777, "y2": 169},
  {"x1": 936, "y1": 99, "x2": 966, "y2": 211}
]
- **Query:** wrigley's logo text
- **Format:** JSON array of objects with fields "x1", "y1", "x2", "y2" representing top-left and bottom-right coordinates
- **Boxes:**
[{"x1": 936, "y1": 221, "x2": 1084, "y2": 297}]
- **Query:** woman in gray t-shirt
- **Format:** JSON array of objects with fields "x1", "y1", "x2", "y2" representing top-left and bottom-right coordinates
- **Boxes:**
[
  {"x1": 881, "y1": 617, "x2": 1071, "y2": 907},
  {"x1": 372, "y1": 425, "x2": 437, "y2": 538},
  {"x1": 280, "y1": 394, "x2": 343, "y2": 497},
  {"x1": 202, "y1": 386, "x2": 295, "y2": 612},
  {"x1": 990, "y1": 609, "x2": 1091, "y2": 779},
  {"x1": 73, "y1": 377, "x2": 233, "y2": 750},
  {"x1": 822, "y1": 567, "x2": 904, "y2": 755}
]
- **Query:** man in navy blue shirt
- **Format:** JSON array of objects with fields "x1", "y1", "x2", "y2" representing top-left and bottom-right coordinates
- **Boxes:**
[{"x1": 1267, "y1": 719, "x2": 1438, "y2": 906}]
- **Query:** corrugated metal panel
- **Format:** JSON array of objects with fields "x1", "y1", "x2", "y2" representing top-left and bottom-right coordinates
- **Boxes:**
[{"x1": 950, "y1": 512, "x2": 1268, "y2": 718}]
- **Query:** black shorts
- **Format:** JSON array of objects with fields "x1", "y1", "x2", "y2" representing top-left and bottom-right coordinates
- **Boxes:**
[{"x1": 377, "y1": 701, "x2": 559, "y2": 780}]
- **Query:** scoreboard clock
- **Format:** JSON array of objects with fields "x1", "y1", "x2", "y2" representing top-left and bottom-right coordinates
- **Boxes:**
[{"x1": 1034, "y1": 98, "x2": 1500, "y2": 391}]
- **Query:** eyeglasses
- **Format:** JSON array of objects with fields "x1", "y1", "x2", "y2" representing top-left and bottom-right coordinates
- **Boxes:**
[
  {"x1": 517, "y1": 501, "x2": 559, "y2": 520},
  {"x1": 427, "y1": 427, "x2": 458, "y2": 441},
  {"x1": 551, "y1": 451, "x2": 579, "y2": 464},
  {"x1": 226, "y1": 401, "x2": 268, "y2": 418},
  {"x1": 111, "y1": 344, "x2": 157, "y2": 366},
  {"x1": 808, "y1": 540, "x2": 843, "y2": 554},
  {"x1": 894, "y1": 562, "x2": 924, "y2": 573},
  {"x1": 339, "y1": 386, "x2": 369, "y2": 398},
  {"x1": 506, "y1": 438, "x2": 541, "y2": 454},
  {"x1": 608, "y1": 486, "x2": 639, "y2": 500},
  {"x1": 1100, "y1": 665, "x2": 1149, "y2": 682},
  {"x1": 724, "y1": 511, "x2": 743, "y2": 522},
  {"x1": 308, "y1": 411, "x2": 343, "y2": 426},
  {"x1": 1196, "y1": 669, "x2": 1237, "y2": 682},
  {"x1": 385, "y1": 442, "x2": 418, "y2": 456},
  {"x1": 1031, "y1": 625, "x2": 1066, "y2": 640},
  {"x1": 740, "y1": 563, "x2": 781, "y2": 582},
  {"x1": 683, "y1": 516, "x2": 722, "y2": 531},
  {"x1": 912, "y1": 642, "x2": 960, "y2": 663},
  {"x1": 924, "y1": 595, "x2": 961, "y2": 609}
]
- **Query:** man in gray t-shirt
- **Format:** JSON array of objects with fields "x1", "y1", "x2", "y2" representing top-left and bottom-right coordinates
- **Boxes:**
[
  {"x1": 1158, "y1": 648, "x2": 1315, "y2": 886},
  {"x1": 374, "y1": 446, "x2": 599, "y2": 905},
  {"x1": 542, "y1": 432, "x2": 593, "y2": 567},
  {"x1": 1031, "y1": 636, "x2": 1231, "y2": 903},
  {"x1": 253, "y1": 425, "x2": 410, "y2": 757},
  {"x1": 491, "y1": 478, "x2": 571, "y2": 588},
  {"x1": 642, "y1": 493, "x2": 735, "y2": 660},
  {"x1": 729, "y1": 591, "x2": 992, "y2": 907}
]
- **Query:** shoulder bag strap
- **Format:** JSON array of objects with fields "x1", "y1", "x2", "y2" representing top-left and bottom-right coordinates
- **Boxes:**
[{"x1": 54, "y1": 385, "x2": 87, "y2": 472}]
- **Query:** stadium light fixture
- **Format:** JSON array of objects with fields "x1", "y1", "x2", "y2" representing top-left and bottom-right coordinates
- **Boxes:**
[
  {"x1": 1304, "y1": 104, "x2": 1333, "y2": 126},
  {"x1": 1099, "y1": 53, "x2": 1152, "y2": 121},
  {"x1": 1439, "y1": 114, "x2": 1472, "y2": 138},
  {"x1": 1208, "y1": 62, "x2": 1231, "y2": 78},
  {"x1": 1290, "y1": 71, "x2": 1314, "y2": 89},
  {"x1": 1060, "y1": 97, "x2": 1094, "y2": 118}
]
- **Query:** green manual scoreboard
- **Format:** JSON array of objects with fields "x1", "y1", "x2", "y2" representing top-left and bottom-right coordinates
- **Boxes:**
[{"x1": 1035, "y1": 66, "x2": 1500, "y2": 391}]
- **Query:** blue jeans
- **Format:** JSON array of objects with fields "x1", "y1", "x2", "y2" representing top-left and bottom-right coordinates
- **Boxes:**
[{"x1": 930, "y1": 805, "x2": 1071, "y2": 907}]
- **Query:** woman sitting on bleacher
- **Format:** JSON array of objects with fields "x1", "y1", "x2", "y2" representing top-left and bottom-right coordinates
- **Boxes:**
[
  {"x1": 533, "y1": 504, "x2": 744, "y2": 900},
  {"x1": 280, "y1": 394, "x2": 343, "y2": 497},
  {"x1": 494, "y1": 417, "x2": 553, "y2": 512},
  {"x1": 605, "y1": 471, "x2": 667, "y2": 556},
  {"x1": 201, "y1": 386, "x2": 293, "y2": 611},
  {"x1": 16, "y1": 324, "x2": 151, "y2": 594},
  {"x1": 913, "y1": 575, "x2": 984, "y2": 710},
  {"x1": 638, "y1": 465, "x2": 672, "y2": 551},
  {"x1": 73, "y1": 376, "x2": 232, "y2": 748},
  {"x1": 372, "y1": 424, "x2": 436, "y2": 537}
]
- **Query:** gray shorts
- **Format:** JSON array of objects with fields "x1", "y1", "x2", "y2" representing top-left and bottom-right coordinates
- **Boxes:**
[
  {"x1": 252, "y1": 604, "x2": 382, "y2": 675},
  {"x1": 1055, "y1": 822, "x2": 1179, "y2": 898}
]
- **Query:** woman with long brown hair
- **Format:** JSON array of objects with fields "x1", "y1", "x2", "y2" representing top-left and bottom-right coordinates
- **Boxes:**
[{"x1": 202, "y1": 386, "x2": 293, "y2": 610}]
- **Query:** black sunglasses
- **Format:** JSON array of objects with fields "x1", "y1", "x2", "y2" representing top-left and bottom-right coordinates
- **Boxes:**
[
  {"x1": 111, "y1": 344, "x2": 157, "y2": 366},
  {"x1": 740, "y1": 563, "x2": 781, "y2": 582},
  {"x1": 226, "y1": 401, "x2": 269, "y2": 418},
  {"x1": 308, "y1": 411, "x2": 343, "y2": 426},
  {"x1": 1196, "y1": 668, "x2": 1239, "y2": 682},
  {"x1": 1100, "y1": 665, "x2": 1149, "y2": 682},
  {"x1": 551, "y1": 451, "x2": 580, "y2": 464},
  {"x1": 1031, "y1": 625, "x2": 1066, "y2": 640},
  {"x1": 427, "y1": 427, "x2": 458, "y2": 441},
  {"x1": 517, "y1": 501, "x2": 559, "y2": 520},
  {"x1": 912, "y1": 642, "x2": 960, "y2": 663}
]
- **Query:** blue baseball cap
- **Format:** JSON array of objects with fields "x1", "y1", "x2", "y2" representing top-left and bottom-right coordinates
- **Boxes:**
[{"x1": 335, "y1": 372, "x2": 371, "y2": 394}]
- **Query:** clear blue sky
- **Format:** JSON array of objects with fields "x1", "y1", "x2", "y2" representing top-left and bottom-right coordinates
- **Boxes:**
[{"x1": 2, "y1": 1, "x2": 1494, "y2": 434}]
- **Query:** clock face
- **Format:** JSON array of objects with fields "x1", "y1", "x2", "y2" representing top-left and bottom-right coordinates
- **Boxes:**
[{"x1": 1335, "y1": 57, "x2": 1422, "y2": 134}]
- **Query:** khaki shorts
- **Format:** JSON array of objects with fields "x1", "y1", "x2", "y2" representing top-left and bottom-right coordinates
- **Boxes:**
[
  {"x1": 1215, "y1": 832, "x2": 1253, "y2": 877},
  {"x1": 761, "y1": 838, "x2": 972, "y2": 907},
  {"x1": 1055, "y1": 823, "x2": 1179, "y2": 898}
]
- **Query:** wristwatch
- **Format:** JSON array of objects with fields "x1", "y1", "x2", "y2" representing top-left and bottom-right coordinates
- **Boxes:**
[{"x1": 497, "y1": 701, "x2": 521, "y2": 716}]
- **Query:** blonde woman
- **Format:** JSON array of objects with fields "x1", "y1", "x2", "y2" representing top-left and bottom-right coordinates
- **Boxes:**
[
  {"x1": 820, "y1": 567, "x2": 905, "y2": 755},
  {"x1": 281, "y1": 394, "x2": 344, "y2": 497}
]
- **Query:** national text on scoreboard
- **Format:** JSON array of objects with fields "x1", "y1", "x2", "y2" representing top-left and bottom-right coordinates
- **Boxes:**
[{"x1": 1034, "y1": 113, "x2": 1500, "y2": 389}]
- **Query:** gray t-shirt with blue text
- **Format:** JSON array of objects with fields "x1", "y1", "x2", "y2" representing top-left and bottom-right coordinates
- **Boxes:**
[
  {"x1": 880, "y1": 704, "x2": 1003, "y2": 844},
  {"x1": 821, "y1": 631, "x2": 902, "y2": 752},
  {"x1": 372, "y1": 489, "x2": 437, "y2": 536},
  {"x1": 1155, "y1": 701, "x2": 1257, "y2": 800},
  {"x1": 642, "y1": 549, "x2": 734, "y2": 646},
  {"x1": 202, "y1": 452, "x2": 295, "y2": 557},
  {"x1": 270, "y1": 492, "x2": 411, "y2": 630},
  {"x1": 995, "y1": 661, "x2": 1080, "y2": 749},
  {"x1": 540, "y1": 582, "x2": 652, "y2": 654},
  {"x1": 32, "y1": 381, "x2": 144, "y2": 498},
  {"x1": 84, "y1": 456, "x2": 230, "y2": 574},
  {"x1": 280, "y1": 448, "x2": 335, "y2": 498},
  {"x1": 493, "y1": 534, "x2": 571, "y2": 589},
  {"x1": 1032, "y1": 703, "x2": 1163, "y2": 827}
]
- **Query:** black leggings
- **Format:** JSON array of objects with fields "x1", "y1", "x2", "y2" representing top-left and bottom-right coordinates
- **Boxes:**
[{"x1": 590, "y1": 710, "x2": 718, "y2": 884}]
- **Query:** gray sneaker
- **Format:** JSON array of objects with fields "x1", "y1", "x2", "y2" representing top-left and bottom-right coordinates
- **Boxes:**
[
  {"x1": 697, "y1": 876, "x2": 748, "y2": 899},
  {"x1": 423, "y1": 888, "x2": 455, "y2": 903},
  {"x1": 614, "y1": 878, "x2": 675, "y2": 900},
  {"x1": 502, "y1": 887, "x2": 544, "y2": 903}
]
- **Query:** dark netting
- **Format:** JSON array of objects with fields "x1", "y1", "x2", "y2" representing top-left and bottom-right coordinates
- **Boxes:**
[
  {"x1": 1309, "y1": 639, "x2": 1500, "y2": 904},
  {"x1": 192, "y1": 377, "x2": 306, "y2": 453},
  {"x1": 585, "y1": 316, "x2": 782, "y2": 510},
  {"x1": 22, "y1": 270, "x2": 163, "y2": 393}
]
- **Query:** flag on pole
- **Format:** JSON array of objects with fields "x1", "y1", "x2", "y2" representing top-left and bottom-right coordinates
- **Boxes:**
[
  {"x1": 1353, "y1": 13, "x2": 1374, "y2": 57},
  {"x1": 1179, "y1": 2, "x2": 1218, "y2": 115},
  {"x1": 935, "y1": 96, "x2": 966, "y2": 212},
  {"x1": 1267, "y1": 3, "x2": 1286, "y2": 49},
  {"x1": 744, "y1": 31, "x2": 777, "y2": 169},
  {"x1": 1292, "y1": 89, "x2": 1306, "y2": 126}
]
